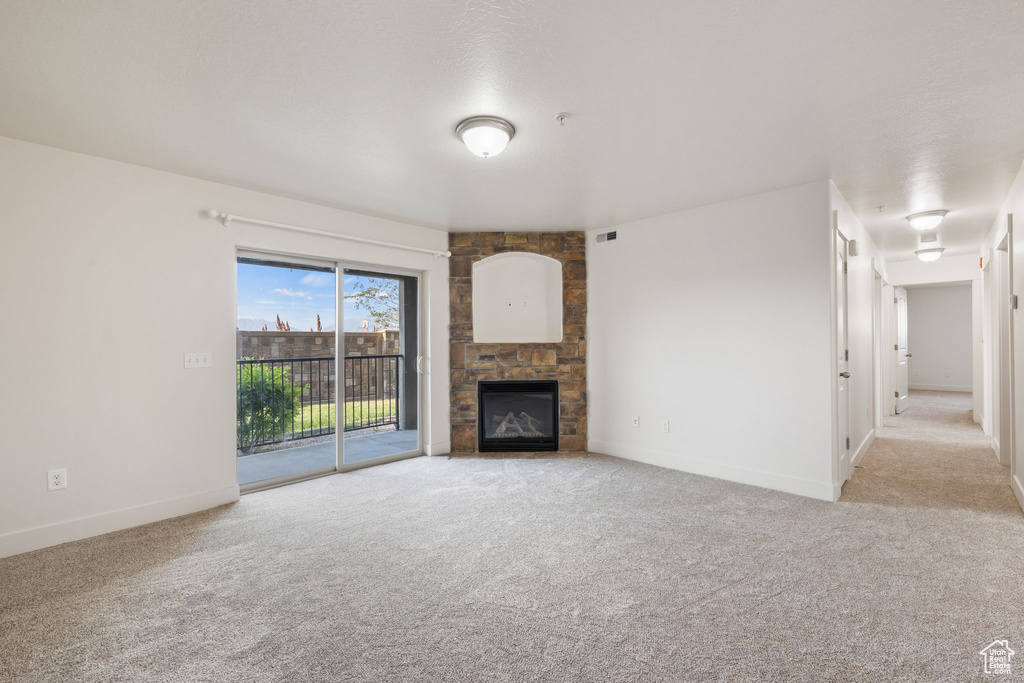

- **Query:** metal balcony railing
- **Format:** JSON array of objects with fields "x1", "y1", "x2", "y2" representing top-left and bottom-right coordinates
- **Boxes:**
[{"x1": 236, "y1": 355, "x2": 402, "y2": 450}]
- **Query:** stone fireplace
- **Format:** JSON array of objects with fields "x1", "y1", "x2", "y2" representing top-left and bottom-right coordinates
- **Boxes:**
[{"x1": 449, "y1": 232, "x2": 587, "y2": 454}]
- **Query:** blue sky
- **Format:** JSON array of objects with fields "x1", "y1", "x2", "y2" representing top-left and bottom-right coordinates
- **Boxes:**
[{"x1": 237, "y1": 263, "x2": 384, "y2": 332}]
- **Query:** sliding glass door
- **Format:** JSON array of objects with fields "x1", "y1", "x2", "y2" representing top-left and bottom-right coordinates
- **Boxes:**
[
  {"x1": 236, "y1": 256, "x2": 338, "y2": 488},
  {"x1": 341, "y1": 268, "x2": 420, "y2": 465},
  {"x1": 235, "y1": 253, "x2": 422, "y2": 490}
]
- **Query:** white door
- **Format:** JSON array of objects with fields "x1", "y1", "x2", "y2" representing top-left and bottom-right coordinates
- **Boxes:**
[
  {"x1": 836, "y1": 238, "x2": 851, "y2": 480},
  {"x1": 896, "y1": 286, "x2": 910, "y2": 413}
]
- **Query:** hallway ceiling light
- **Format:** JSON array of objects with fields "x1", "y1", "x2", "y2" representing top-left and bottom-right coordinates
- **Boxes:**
[
  {"x1": 915, "y1": 248, "x2": 945, "y2": 262},
  {"x1": 456, "y1": 116, "x2": 515, "y2": 158},
  {"x1": 906, "y1": 210, "x2": 948, "y2": 231}
]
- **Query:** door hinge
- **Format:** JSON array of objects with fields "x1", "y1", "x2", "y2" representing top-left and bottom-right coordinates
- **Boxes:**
[
  {"x1": 894, "y1": 297, "x2": 898, "y2": 304},
  {"x1": 895, "y1": 390, "x2": 899, "y2": 398},
  {"x1": 843, "y1": 261, "x2": 848, "y2": 274},
  {"x1": 894, "y1": 344, "x2": 898, "y2": 351},
  {"x1": 844, "y1": 349, "x2": 849, "y2": 361},
  {"x1": 846, "y1": 437, "x2": 850, "y2": 450},
  {"x1": 1012, "y1": 294, "x2": 1019, "y2": 310}
]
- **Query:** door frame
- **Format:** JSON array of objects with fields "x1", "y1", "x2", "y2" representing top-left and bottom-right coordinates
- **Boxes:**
[
  {"x1": 234, "y1": 247, "x2": 426, "y2": 492},
  {"x1": 872, "y1": 264, "x2": 889, "y2": 430},
  {"x1": 831, "y1": 212, "x2": 852, "y2": 493},
  {"x1": 337, "y1": 260, "x2": 425, "y2": 473},
  {"x1": 995, "y1": 227, "x2": 1015, "y2": 470},
  {"x1": 982, "y1": 254, "x2": 994, "y2": 437}
]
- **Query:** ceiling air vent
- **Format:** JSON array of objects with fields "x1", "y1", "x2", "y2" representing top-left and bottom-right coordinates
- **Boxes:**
[{"x1": 596, "y1": 230, "x2": 618, "y2": 243}]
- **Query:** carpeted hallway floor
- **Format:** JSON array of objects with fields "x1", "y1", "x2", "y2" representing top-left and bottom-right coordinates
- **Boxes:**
[{"x1": 1, "y1": 390, "x2": 1021, "y2": 682}]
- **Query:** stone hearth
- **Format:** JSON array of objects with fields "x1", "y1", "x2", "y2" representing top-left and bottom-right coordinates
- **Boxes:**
[{"x1": 449, "y1": 232, "x2": 587, "y2": 454}]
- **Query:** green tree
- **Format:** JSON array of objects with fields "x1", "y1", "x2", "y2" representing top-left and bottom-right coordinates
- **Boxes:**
[
  {"x1": 346, "y1": 277, "x2": 399, "y2": 330},
  {"x1": 237, "y1": 359, "x2": 307, "y2": 453}
]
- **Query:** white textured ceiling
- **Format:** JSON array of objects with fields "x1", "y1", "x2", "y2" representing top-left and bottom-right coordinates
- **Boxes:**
[{"x1": 1, "y1": 1, "x2": 1023, "y2": 258}]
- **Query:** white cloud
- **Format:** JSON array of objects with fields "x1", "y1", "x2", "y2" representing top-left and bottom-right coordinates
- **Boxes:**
[
  {"x1": 274, "y1": 288, "x2": 313, "y2": 300},
  {"x1": 300, "y1": 272, "x2": 334, "y2": 288}
]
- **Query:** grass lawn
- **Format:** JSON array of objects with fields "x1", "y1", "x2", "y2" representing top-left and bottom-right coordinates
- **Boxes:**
[{"x1": 294, "y1": 399, "x2": 397, "y2": 432}]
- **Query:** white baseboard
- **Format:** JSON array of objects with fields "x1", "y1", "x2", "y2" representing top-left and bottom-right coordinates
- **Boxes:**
[
  {"x1": 425, "y1": 440, "x2": 451, "y2": 456},
  {"x1": 908, "y1": 383, "x2": 972, "y2": 392},
  {"x1": 852, "y1": 429, "x2": 875, "y2": 468},
  {"x1": 0, "y1": 485, "x2": 239, "y2": 559},
  {"x1": 588, "y1": 440, "x2": 835, "y2": 502},
  {"x1": 1013, "y1": 474, "x2": 1024, "y2": 513}
]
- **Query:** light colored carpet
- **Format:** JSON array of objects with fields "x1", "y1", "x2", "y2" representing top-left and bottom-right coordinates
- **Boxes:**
[{"x1": 1, "y1": 390, "x2": 1021, "y2": 682}]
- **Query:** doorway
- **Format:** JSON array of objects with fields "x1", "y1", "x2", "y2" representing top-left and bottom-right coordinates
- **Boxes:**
[
  {"x1": 894, "y1": 286, "x2": 909, "y2": 413},
  {"x1": 234, "y1": 254, "x2": 424, "y2": 491},
  {"x1": 835, "y1": 225, "x2": 851, "y2": 483},
  {"x1": 995, "y1": 234, "x2": 1014, "y2": 468}
]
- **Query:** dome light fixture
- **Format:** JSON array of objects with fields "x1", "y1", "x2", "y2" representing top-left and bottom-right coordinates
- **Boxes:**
[
  {"x1": 455, "y1": 116, "x2": 515, "y2": 158},
  {"x1": 915, "y1": 247, "x2": 945, "y2": 262},
  {"x1": 906, "y1": 210, "x2": 948, "y2": 231}
]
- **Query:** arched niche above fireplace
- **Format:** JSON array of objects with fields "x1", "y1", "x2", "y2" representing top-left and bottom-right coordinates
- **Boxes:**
[{"x1": 472, "y1": 252, "x2": 563, "y2": 343}]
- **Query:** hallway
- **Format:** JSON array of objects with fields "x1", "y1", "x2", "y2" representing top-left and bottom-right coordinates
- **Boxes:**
[{"x1": 842, "y1": 390, "x2": 1017, "y2": 513}]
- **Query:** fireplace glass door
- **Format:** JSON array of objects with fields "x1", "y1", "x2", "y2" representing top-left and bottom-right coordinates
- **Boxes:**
[{"x1": 478, "y1": 380, "x2": 559, "y2": 452}]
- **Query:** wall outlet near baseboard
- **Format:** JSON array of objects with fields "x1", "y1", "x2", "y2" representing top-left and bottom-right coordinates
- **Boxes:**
[
  {"x1": 661, "y1": 419, "x2": 670, "y2": 433},
  {"x1": 631, "y1": 416, "x2": 640, "y2": 428},
  {"x1": 47, "y1": 468, "x2": 67, "y2": 491}
]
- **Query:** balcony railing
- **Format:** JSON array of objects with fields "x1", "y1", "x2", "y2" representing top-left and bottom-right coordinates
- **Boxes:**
[{"x1": 237, "y1": 355, "x2": 402, "y2": 450}]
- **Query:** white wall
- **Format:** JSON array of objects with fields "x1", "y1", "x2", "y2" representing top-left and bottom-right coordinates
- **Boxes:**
[
  {"x1": 886, "y1": 254, "x2": 981, "y2": 287},
  {"x1": 587, "y1": 181, "x2": 836, "y2": 500},
  {"x1": 981, "y1": 158, "x2": 1024, "y2": 511},
  {"x1": 905, "y1": 285, "x2": 973, "y2": 391},
  {"x1": 0, "y1": 137, "x2": 451, "y2": 558}
]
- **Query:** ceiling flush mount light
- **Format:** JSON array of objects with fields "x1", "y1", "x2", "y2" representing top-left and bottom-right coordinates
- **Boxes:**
[
  {"x1": 456, "y1": 116, "x2": 515, "y2": 158},
  {"x1": 906, "y1": 210, "x2": 948, "y2": 231},
  {"x1": 915, "y1": 248, "x2": 945, "y2": 262}
]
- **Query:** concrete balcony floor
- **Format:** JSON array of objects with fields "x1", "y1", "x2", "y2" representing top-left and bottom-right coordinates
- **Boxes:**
[{"x1": 237, "y1": 429, "x2": 419, "y2": 486}]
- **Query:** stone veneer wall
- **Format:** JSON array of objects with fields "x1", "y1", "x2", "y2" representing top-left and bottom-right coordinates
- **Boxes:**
[{"x1": 449, "y1": 232, "x2": 587, "y2": 454}]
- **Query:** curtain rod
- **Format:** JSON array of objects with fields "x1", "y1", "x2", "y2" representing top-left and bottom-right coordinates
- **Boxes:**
[{"x1": 205, "y1": 209, "x2": 452, "y2": 259}]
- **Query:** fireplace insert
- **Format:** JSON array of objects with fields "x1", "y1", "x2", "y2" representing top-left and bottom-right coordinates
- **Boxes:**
[{"x1": 477, "y1": 380, "x2": 559, "y2": 452}]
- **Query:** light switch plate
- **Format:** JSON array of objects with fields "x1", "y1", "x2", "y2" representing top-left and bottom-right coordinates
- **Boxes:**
[{"x1": 184, "y1": 352, "x2": 212, "y2": 369}]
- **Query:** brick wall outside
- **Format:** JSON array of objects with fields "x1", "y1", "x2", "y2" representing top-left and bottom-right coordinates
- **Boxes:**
[
  {"x1": 236, "y1": 330, "x2": 401, "y2": 402},
  {"x1": 449, "y1": 232, "x2": 587, "y2": 454},
  {"x1": 236, "y1": 330, "x2": 399, "y2": 360}
]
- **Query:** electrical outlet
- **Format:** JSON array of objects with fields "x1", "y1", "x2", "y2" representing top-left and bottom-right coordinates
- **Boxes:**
[
  {"x1": 47, "y1": 468, "x2": 67, "y2": 491},
  {"x1": 506, "y1": 298, "x2": 514, "y2": 310},
  {"x1": 661, "y1": 419, "x2": 670, "y2": 433},
  {"x1": 631, "y1": 416, "x2": 640, "y2": 428},
  {"x1": 184, "y1": 352, "x2": 212, "y2": 369}
]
